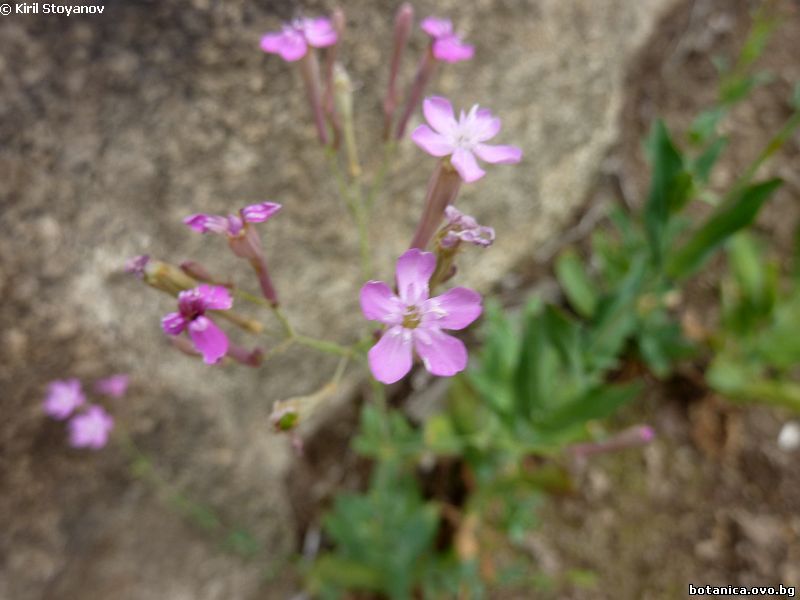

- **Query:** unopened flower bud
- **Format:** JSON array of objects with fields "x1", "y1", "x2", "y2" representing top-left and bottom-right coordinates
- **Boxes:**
[
  {"x1": 383, "y1": 3, "x2": 414, "y2": 140},
  {"x1": 127, "y1": 256, "x2": 198, "y2": 295},
  {"x1": 269, "y1": 381, "x2": 338, "y2": 433},
  {"x1": 179, "y1": 260, "x2": 232, "y2": 287},
  {"x1": 334, "y1": 64, "x2": 361, "y2": 177},
  {"x1": 226, "y1": 343, "x2": 264, "y2": 367}
]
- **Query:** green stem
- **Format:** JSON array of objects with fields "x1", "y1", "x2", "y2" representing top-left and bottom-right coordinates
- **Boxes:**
[
  {"x1": 294, "y1": 334, "x2": 353, "y2": 357},
  {"x1": 326, "y1": 149, "x2": 373, "y2": 280}
]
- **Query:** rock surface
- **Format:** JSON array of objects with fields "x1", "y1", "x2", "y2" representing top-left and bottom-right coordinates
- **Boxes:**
[{"x1": 0, "y1": 0, "x2": 674, "y2": 597}]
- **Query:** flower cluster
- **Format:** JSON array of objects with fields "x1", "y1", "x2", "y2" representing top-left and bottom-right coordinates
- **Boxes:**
[
  {"x1": 124, "y1": 6, "x2": 524, "y2": 401},
  {"x1": 43, "y1": 375, "x2": 128, "y2": 449}
]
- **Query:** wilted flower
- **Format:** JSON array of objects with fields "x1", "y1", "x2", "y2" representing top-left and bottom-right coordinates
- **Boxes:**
[
  {"x1": 184, "y1": 202, "x2": 281, "y2": 251},
  {"x1": 260, "y1": 17, "x2": 338, "y2": 62},
  {"x1": 421, "y1": 17, "x2": 474, "y2": 63},
  {"x1": 185, "y1": 202, "x2": 282, "y2": 305},
  {"x1": 412, "y1": 96, "x2": 522, "y2": 182},
  {"x1": 162, "y1": 285, "x2": 233, "y2": 364},
  {"x1": 124, "y1": 255, "x2": 150, "y2": 278},
  {"x1": 43, "y1": 379, "x2": 85, "y2": 420},
  {"x1": 440, "y1": 206, "x2": 495, "y2": 248},
  {"x1": 94, "y1": 374, "x2": 129, "y2": 399},
  {"x1": 361, "y1": 249, "x2": 482, "y2": 384},
  {"x1": 68, "y1": 405, "x2": 114, "y2": 450}
]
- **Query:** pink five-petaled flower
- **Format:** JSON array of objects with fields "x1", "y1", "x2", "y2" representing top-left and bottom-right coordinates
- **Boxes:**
[
  {"x1": 161, "y1": 285, "x2": 233, "y2": 365},
  {"x1": 361, "y1": 249, "x2": 482, "y2": 384},
  {"x1": 94, "y1": 374, "x2": 130, "y2": 399},
  {"x1": 260, "y1": 17, "x2": 338, "y2": 62},
  {"x1": 421, "y1": 17, "x2": 474, "y2": 63},
  {"x1": 412, "y1": 96, "x2": 523, "y2": 183},
  {"x1": 43, "y1": 378, "x2": 86, "y2": 420},
  {"x1": 68, "y1": 405, "x2": 114, "y2": 450}
]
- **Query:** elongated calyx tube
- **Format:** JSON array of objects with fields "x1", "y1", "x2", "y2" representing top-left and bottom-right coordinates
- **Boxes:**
[
  {"x1": 570, "y1": 425, "x2": 655, "y2": 459},
  {"x1": 323, "y1": 8, "x2": 346, "y2": 145},
  {"x1": 409, "y1": 159, "x2": 462, "y2": 250},
  {"x1": 299, "y1": 50, "x2": 329, "y2": 145},
  {"x1": 334, "y1": 64, "x2": 361, "y2": 177},
  {"x1": 383, "y1": 2, "x2": 414, "y2": 140}
]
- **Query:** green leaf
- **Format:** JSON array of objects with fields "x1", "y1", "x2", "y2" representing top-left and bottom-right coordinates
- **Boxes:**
[
  {"x1": 728, "y1": 232, "x2": 764, "y2": 305},
  {"x1": 644, "y1": 120, "x2": 686, "y2": 265},
  {"x1": 513, "y1": 308, "x2": 548, "y2": 420},
  {"x1": 692, "y1": 136, "x2": 728, "y2": 183},
  {"x1": 543, "y1": 304, "x2": 587, "y2": 387},
  {"x1": 555, "y1": 249, "x2": 598, "y2": 318},
  {"x1": 689, "y1": 108, "x2": 725, "y2": 146},
  {"x1": 537, "y1": 383, "x2": 641, "y2": 432},
  {"x1": 586, "y1": 255, "x2": 647, "y2": 372},
  {"x1": 667, "y1": 178, "x2": 782, "y2": 279}
]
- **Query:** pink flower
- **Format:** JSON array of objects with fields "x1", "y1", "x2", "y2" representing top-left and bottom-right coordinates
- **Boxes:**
[
  {"x1": 421, "y1": 17, "x2": 474, "y2": 63},
  {"x1": 360, "y1": 249, "x2": 482, "y2": 384},
  {"x1": 184, "y1": 202, "x2": 281, "y2": 243},
  {"x1": 68, "y1": 405, "x2": 114, "y2": 450},
  {"x1": 260, "y1": 17, "x2": 338, "y2": 62},
  {"x1": 412, "y1": 97, "x2": 522, "y2": 183},
  {"x1": 94, "y1": 374, "x2": 129, "y2": 398},
  {"x1": 440, "y1": 206, "x2": 495, "y2": 248},
  {"x1": 43, "y1": 379, "x2": 85, "y2": 420},
  {"x1": 161, "y1": 285, "x2": 233, "y2": 364}
]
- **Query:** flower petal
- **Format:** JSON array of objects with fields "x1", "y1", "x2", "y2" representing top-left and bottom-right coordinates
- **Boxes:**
[
  {"x1": 161, "y1": 312, "x2": 187, "y2": 335},
  {"x1": 196, "y1": 285, "x2": 233, "y2": 311},
  {"x1": 368, "y1": 326, "x2": 414, "y2": 384},
  {"x1": 451, "y1": 147, "x2": 485, "y2": 182},
  {"x1": 420, "y1": 17, "x2": 452, "y2": 38},
  {"x1": 410, "y1": 125, "x2": 454, "y2": 156},
  {"x1": 360, "y1": 281, "x2": 404, "y2": 325},
  {"x1": 188, "y1": 316, "x2": 229, "y2": 364},
  {"x1": 413, "y1": 328, "x2": 468, "y2": 377},
  {"x1": 422, "y1": 96, "x2": 456, "y2": 135},
  {"x1": 184, "y1": 214, "x2": 229, "y2": 234},
  {"x1": 473, "y1": 143, "x2": 523, "y2": 164},
  {"x1": 432, "y1": 36, "x2": 474, "y2": 63},
  {"x1": 241, "y1": 202, "x2": 282, "y2": 223},
  {"x1": 472, "y1": 109, "x2": 501, "y2": 142},
  {"x1": 260, "y1": 31, "x2": 307, "y2": 62},
  {"x1": 302, "y1": 18, "x2": 338, "y2": 47},
  {"x1": 423, "y1": 287, "x2": 482, "y2": 330},
  {"x1": 395, "y1": 249, "x2": 436, "y2": 305}
]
